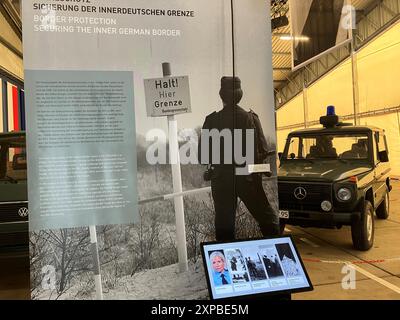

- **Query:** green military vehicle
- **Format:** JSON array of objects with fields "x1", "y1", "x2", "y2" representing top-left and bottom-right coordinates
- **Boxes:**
[
  {"x1": 278, "y1": 107, "x2": 391, "y2": 251},
  {"x1": 0, "y1": 132, "x2": 28, "y2": 249}
]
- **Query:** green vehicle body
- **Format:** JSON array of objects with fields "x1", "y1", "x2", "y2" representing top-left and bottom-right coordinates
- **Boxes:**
[
  {"x1": 278, "y1": 119, "x2": 391, "y2": 251},
  {"x1": 0, "y1": 132, "x2": 28, "y2": 248}
]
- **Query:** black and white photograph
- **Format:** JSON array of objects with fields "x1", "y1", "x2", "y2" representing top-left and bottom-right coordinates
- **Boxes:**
[
  {"x1": 275, "y1": 243, "x2": 301, "y2": 277},
  {"x1": 259, "y1": 247, "x2": 285, "y2": 279},
  {"x1": 241, "y1": 248, "x2": 268, "y2": 282},
  {"x1": 231, "y1": 272, "x2": 250, "y2": 284},
  {"x1": 23, "y1": 0, "x2": 278, "y2": 300},
  {"x1": 225, "y1": 249, "x2": 247, "y2": 273},
  {"x1": 2, "y1": 0, "x2": 400, "y2": 303}
]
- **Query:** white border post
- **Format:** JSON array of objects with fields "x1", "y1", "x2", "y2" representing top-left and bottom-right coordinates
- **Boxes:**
[
  {"x1": 89, "y1": 225, "x2": 104, "y2": 300},
  {"x1": 163, "y1": 62, "x2": 189, "y2": 273}
]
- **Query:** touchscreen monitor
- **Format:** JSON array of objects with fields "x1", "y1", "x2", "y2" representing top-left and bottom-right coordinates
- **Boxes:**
[{"x1": 201, "y1": 236, "x2": 313, "y2": 300}]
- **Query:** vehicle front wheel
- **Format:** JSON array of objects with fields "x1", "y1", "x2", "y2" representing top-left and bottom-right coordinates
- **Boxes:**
[
  {"x1": 376, "y1": 188, "x2": 390, "y2": 220},
  {"x1": 351, "y1": 201, "x2": 375, "y2": 251}
]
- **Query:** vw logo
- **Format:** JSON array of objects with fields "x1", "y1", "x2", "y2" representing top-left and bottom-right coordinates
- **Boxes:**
[
  {"x1": 294, "y1": 187, "x2": 307, "y2": 200},
  {"x1": 18, "y1": 207, "x2": 29, "y2": 218}
]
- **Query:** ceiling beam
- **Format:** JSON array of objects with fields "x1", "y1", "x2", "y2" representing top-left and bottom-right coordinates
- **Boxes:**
[
  {"x1": 0, "y1": 33, "x2": 22, "y2": 59},
  {"x1": 0, "y1": 1, "x2": 22, "y2": 39}
]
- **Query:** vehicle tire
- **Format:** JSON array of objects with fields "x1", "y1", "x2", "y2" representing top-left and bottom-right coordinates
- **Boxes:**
[
  {"x1": 376, "y1": 188, "x2": 390, "y2": 220},
  {"x1": 351, "y1": 201, "x2": 375, "y2": 251}
]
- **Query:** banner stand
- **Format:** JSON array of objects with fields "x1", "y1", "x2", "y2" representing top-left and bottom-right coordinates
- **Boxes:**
[{"x1": 163, "y1": 62, "x2": 189, "y2": 273}]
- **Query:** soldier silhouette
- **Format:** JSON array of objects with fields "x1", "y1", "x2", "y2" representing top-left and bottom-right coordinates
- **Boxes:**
[{"x1": 199, "y1": 76, "x2": 279, "y2": 241}]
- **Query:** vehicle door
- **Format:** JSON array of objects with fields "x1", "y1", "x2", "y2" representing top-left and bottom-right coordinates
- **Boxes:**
[{"x1": 373, "y1": 131, "x2": 390, "y2": 208}]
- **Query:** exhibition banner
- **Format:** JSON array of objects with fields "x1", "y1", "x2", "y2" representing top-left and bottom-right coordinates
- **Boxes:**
[
  {"x1": 290, "y1": 0, "x2": 353, "y2": 69},
  {"x1": 25, "y1": 70, "x2": 137, "y2": 230},
  {"x1": 23, "y1": 0, "x2": 278, "y2": 300}
]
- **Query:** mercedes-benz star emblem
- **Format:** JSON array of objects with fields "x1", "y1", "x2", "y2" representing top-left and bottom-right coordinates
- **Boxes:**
[
  {"x1": 18, "y1": 207, "x2": 29, "y2": 218},
  {"x1": 294, "y1": 187, "x2": 307, "y2": 200}
]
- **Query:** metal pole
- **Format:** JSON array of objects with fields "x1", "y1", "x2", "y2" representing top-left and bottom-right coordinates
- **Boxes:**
[
  {"x1": 351, "y1": 45, "x2": 360, "y2": 125},
  {"x1": 302, "y1": 73, "x2": 309, "y2": 129},
  {"x1": 89, "y1": 225, "x2": 104, "y2": 300},
  {"x1": 350, "y1": 8, "x2": 360, "y2": 126},
  {"x1": 163, "y1": 62, "x2": 188, "y2": 273}
]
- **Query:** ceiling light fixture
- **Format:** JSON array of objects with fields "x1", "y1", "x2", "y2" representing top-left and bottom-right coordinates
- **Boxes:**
[{"x1": 279, "y1": 35, "x2": 310, "y2": 41}]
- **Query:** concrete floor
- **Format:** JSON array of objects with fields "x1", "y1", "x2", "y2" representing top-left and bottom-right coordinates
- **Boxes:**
[{"x1": 0, "y1": 181, "x2": 399, "y2": 300}]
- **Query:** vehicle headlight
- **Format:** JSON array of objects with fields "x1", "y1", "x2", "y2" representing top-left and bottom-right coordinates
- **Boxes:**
[
  {"x1": 337, "y1": 187, "x2": 352, "y2": 201},
  {"x1": 321, "y1": 201, "x2": 332, "y2": 212}
]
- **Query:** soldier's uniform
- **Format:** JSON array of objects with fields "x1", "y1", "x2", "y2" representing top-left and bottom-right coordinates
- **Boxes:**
[{"x1": 200, "y1": 77, "x2": 279, "y2": 242}]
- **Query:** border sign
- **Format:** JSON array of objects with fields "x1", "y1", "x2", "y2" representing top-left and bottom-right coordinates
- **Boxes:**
[{"x1": 144, "y1": 76, "x2": 191, "y2": 117}]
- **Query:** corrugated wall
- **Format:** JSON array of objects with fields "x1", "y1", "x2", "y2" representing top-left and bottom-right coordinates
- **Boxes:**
[
  {"x1": 0, "y1": 11, "x2": 24, "y2": 134},
  {"x1": 276, "y1": 21, "x2": 400, "y2": 176},
  {"x1": 0, "y1": 11, "x2": 23, "y2": 79}
]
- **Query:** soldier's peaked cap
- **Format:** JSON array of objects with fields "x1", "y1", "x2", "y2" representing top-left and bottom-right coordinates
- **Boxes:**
[{"x1": 220, "y1": 76, "x2": 241, "y2": 90}]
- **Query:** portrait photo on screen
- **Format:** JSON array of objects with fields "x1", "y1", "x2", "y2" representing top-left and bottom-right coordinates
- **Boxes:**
[{"x1": 209, "y1": 250, "x2": 232, "y2": 287}]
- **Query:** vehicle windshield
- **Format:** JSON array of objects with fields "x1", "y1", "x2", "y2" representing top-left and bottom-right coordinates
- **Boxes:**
[
  {"x1": 0, "y1": 140, "x2": 27, "y2": 183},
  {"x1": 284, "y1": 134, "x2": 370, "y2": 161}
]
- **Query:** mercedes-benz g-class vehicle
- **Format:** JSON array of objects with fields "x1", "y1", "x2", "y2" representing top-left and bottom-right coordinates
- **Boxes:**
[
  {"x1": 278, "y1": 107, "x2": 391, "y2": 251},
  {"x1": 0, "y1": 132, "x2": 28, "y2": 249}
]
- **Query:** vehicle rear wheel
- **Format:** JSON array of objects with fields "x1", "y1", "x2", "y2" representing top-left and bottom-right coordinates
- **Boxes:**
[
  {"x1": 376, "y1": 188, "x2": 390, "y2": 220},
  {"x1": 351, "y1": 201, "x2": 374, "y2": 251}
]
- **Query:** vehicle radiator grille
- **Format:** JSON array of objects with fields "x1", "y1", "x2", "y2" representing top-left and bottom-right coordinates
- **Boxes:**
[
  {"x1": 278, "y1": 183, "x2": 332, "y2": 212},
  {"x1": 0, "y1": 203, "x2": 29, "y2": 223}
]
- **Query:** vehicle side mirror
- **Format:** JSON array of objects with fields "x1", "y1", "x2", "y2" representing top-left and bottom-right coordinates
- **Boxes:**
[
  {"x1": 378, "y1": 150, "x2": 389, "y2": 163},
  {"x1": 12, "y1": 153, "x2": 27, "y2": 170}
]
